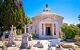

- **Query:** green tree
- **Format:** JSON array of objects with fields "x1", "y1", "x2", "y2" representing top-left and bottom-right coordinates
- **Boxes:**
[
  {"x1": 77, "y1": 15, "x2": 80, "y2": 36},
  {"x1": 61, "y1": 23, "x2": 79, "y2": 40},
  {"x1": 77, "y1": 24, "x2": 80, "y2": 28},
  {"x1": 76, "y1": 24, "x2": 80, "y2": 36},
  {"x1": 78, "y1": 15, "x2": 80, "y2": 22},
  {"x1": 0, "y1": 0, "x2": 29, "y2": 36}
]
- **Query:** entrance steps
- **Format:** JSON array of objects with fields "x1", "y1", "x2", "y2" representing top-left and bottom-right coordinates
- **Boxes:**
[{"x1": 39, "y1": 36, "x2": 54, "y2": 40}]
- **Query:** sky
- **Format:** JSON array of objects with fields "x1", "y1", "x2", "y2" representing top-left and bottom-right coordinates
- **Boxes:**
[{"x1": 21, "y1": 0, "x2": 80, "y2": 24}]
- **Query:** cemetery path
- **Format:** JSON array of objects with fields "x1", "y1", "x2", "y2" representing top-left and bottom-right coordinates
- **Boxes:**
[{"x1": 0, "y1": 40, "x2": 80, "y2": 50}]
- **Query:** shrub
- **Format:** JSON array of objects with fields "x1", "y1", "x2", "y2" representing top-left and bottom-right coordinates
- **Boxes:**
[
  {"x1": 29, "y1": 32, "x2": 37, "y2": 39},
  {"x1": 16, "y1": 29, "x2": 22, "y2": 35},
  {"x1": 61, "y1": 24, "x2": 79, "y2": 40},
  {"x1": 74, "y1": 35, "x2": 80, "y2": 41}
]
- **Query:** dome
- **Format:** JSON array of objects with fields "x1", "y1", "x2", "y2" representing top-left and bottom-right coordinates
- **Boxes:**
[
  {"x1": 32, "y1": 4, "x2": 64, "y2": 19},
  {"x1": 43, "y1": 4, "x2": 52, "y2": 12},
  {"x1": 39, "y1": 4, "x2": 58, "y2": 15}
]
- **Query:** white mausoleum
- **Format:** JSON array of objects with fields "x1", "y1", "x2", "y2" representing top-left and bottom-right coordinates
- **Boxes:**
[{"x1": 28, "y1": 4, "x2": 64, "y2": 38}]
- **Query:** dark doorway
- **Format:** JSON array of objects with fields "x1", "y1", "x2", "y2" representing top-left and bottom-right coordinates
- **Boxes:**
[{"x1": 46, "y1": 27, "x2": 51, "y2": 35}]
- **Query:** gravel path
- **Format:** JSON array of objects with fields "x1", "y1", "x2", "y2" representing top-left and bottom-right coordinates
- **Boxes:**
[{"x1": 0, "y1": 40, "x2": 80, "y2": 50}]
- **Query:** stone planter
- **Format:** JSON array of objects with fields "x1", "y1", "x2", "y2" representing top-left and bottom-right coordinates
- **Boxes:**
[
  {"x1": 56, "y1": 47, "x2": 61, "y2": 50},
  {"x1": 66, "y1": 39, "x2": 76, "y2": 42},
  {"x1": 33, "y1": 41, "x2": 43, "y2": 48},
  {"x1": 75, "y1": 41, "x2": 80, "y2": 46},
  {"x1": 60, "y1": 43, "x2": 73, "y2": 48}
]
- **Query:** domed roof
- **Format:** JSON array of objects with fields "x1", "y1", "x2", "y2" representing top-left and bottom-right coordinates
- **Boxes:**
[
  {"x1": 39, "y1": 4, "x2": 58, "y2": 15},
  {"x1": 43, "y1": 4, "x2": 51, "y2": 12},
  {"x1": 32, "y1": 4, "x2": 64, "y2": 19}
]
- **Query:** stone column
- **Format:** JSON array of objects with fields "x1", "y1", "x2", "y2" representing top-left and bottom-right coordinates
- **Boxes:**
[
  {"x1": 52, "y1": 23, "x2": 54, "y2": 37},
  {"x1": 55, "y1": 24, "x2": 57, "y2": 38},
  {"x1": 53, "y1": 23, "x2": 59, "y2": 38},
  {"x1": 43, "y1": 24, "x2": 45, "y2": 36},
  {"x1": 39, "y1": 23, "x2": 42, "y2": 36},
  {"x1": 56, "y1": 23, "x2": 59, "y2": 38}
]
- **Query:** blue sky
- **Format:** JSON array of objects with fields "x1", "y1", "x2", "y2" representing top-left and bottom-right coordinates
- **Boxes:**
[{"x1": 21, "y1": 0, "x2": 80, "y2": 24}]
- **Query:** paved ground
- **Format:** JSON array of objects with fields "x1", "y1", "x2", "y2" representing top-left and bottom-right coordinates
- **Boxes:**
[
  {"x1": 0, "y1": 40, "x2": 76, "y2": 50},
  {"x1": 0, "y1": 35, "x2": 80, "y2": 50},
  {"x1": 10, "y1": 40, "x2": 62, "y2": 50}
]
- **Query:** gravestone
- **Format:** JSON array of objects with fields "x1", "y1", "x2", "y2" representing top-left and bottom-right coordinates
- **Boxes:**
[
  {"x1": 13, "y1": 27, "x2": 16, "y2": 40},
  {"x1": 49, "y1": 38, "x2": 61, "y2": 47},
  {"x1": 33, "y1": 41, "x2": 43, "y2": 48},
  {"x1": 20, "y1": 25, "x2": 29, "y2": 49},
  {"x1": 8, "y1": 25, "x2": 15, "y2": 47}
]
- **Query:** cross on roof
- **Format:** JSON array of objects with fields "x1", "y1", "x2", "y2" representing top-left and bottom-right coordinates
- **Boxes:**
[{"x1": 46, "y1": 4, "x2": 48, "y2": 8}]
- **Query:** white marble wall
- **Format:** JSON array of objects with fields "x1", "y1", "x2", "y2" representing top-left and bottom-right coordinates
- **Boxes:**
[
  {"x1": 29, "y1": 13, "x2": 63, "y2": 38},
  {"x1": 37, "y1": 18, "x2": 60, "y2": 38},
  {"x1": 28, "y1": 17, "x2": 63, "y2": 38}
]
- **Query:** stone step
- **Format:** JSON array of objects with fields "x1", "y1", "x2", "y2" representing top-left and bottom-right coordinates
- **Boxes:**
[{"x1": 39, "y1": 36, "x2": 54, "y2": 40}]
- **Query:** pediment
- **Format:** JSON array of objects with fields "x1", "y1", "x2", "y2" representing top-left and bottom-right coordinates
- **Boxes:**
[{"x1": 39, "y1": 17, "x2": 53, "y2": 22}]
